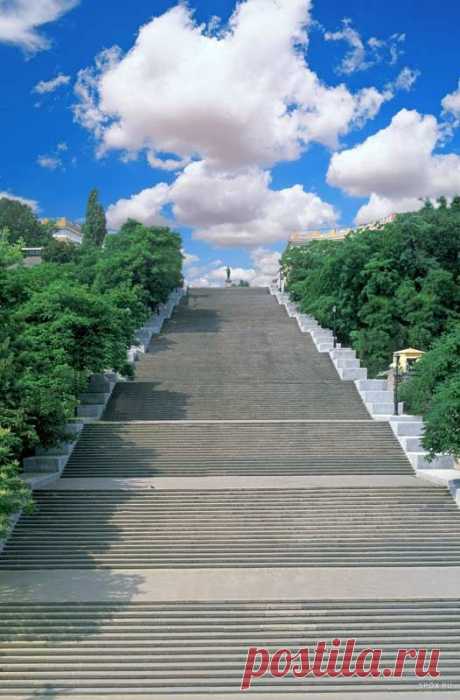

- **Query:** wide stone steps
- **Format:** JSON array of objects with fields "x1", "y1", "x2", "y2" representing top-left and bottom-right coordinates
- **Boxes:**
[
  {"x1": 2, "y1": 487, "x2": 460, "y2": 569},
  {"x1": 64, "y1": 421, "x2": 412, "y2": 477},
  {"x1": 0, "y1": 600, "x2": 459, "y2": 694},
  {"x1": 131, "y1": 289, "x2": 344, "y2": 386},
  {"x1": 136, "y1": 331, "x2": 338, "y2": 382},
  {"x1": 136, "y1": 332, "x2": 340, "y2": 381},
  {"x1": 102, "y1": 381, "x2": 370, "y2": 421},
  {"x1": 3, "y1": 287, "x2": 455, "y2": 696}
]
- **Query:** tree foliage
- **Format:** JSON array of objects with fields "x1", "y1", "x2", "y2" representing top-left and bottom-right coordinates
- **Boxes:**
[
  {"x1": 282, "y1": 200, "x2": 460, "y2": 455},
  {"x1": 282, "y1": 201, "x2": 460, "y2": 376},
  {"x1": 94, "y1": 220, "x2": 183, "y2": 305},
  {"x1": 0, "y1": 198, "x2": 52, "y2": 247},
  {"x1": 42, "y1": 238, "x2": 81, "y2": 264},
  {"x1": 399, "y1": 324, "x2": 460, "y2": 457},
  {"x1": 0, "y1": 427, "x2": 35, "y2": 536},
  {"x1": 82, "y1": 189, "x2": 107, "y2": 247},
  {"x1": 0, "y1": 220, "x2": 183, "y2": 535}
]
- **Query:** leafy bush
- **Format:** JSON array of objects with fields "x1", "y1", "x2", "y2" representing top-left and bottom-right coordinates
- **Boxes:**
[
  {"x1": 42, "y1": 239, "x2": 81, "y2": 264},
  {"x1": 399, "y1": 324, "x2": 460, "y2": 457},
  {"x1": 421, "y1": 376, "x2": 460, "y2": 458},
  {"x1": 0, "y1": 428, "x2": 34, "y2": 537}
]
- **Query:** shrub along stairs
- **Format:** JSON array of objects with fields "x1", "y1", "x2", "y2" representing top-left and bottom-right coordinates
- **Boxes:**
[{"x1": 1, "y1": 287, "x2": 460, "y2": 698}]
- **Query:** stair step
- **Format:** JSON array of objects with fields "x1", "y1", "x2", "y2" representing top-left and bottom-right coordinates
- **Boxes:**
[
  {"x1": 337, "y1": 367, "x2": 367, "y2": 381},
  {"x1": 362, "y1": 391, "x2": 393, "y2": 403},
  {"x1": 393, "y1": 421, "x2": 425, "y2": 437},
  {"x1": 79, "y1": 393, "x2": 109, "y2": 405},
  {"x1": 2, "y1": 487, "x2": 459, "y2": 569},
  {"x1": 76, "y1": 404, "x2": 105, "y2": 419},
  {"x1": 410, "y1": 453, "x2": 456, "y2": 470},
  {"x1": 102, "y1": 381, "x2": 370, "y2": 421},
  {"x1": 356, "y1": 379, "x2": 388, "y2": 391},
  {"x1": 35, "y1": 442, "x2": 74, "y2": 457},
  {"x1": 0, "y1": 600, "x2": 458, "y2": 694},
  {"x1": 334, "y1": 358, "x2": 360, "y2": 369},
  {"x1": 401, "y1": 436, "x2": 424, "y2": 451},
  {"x1": 87, "y1": 374, "x2": 113, "y2": 393},
  {"x1": 3, "y1": 288, "x2": 456, "y2": 697},
  {"x1": 22, "y1": 456, "x2": 66, "y2": 474},
  {"x1": 330, "y1": 348, "x2": 356, "y2": 359},
  {"x1": 64, "y1": 421, "x2": 412, "y2": 478},
  {"x1": 366, "y1": 403, "x2": 395, "y2": 416}
]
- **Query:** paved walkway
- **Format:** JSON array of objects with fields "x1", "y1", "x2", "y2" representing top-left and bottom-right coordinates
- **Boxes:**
[{"x1": 1, "y1": 288, "x2": 460, "y2": 697}]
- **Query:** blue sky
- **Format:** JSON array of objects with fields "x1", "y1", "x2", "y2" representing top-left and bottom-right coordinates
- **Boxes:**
[{"x1": 1, "y1": 0, "x2": 460, "y2": 285}]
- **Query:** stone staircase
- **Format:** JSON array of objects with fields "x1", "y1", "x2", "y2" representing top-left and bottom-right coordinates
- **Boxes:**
[
  {"x1": 0, "y1": 600, "x2": 459, "y2": 695},
  {"x1": 1, "y1": 287, "x2": 460, "y2": 698},
  {"x1": 1, "y1": 486, "x2": 460, "y2": 569},
  {"x1": 63, "y1": 421, "x2": 412, "y2": 477},
  {"x1": 102, "y1": 380, "x2": 370, "y2": 420}
]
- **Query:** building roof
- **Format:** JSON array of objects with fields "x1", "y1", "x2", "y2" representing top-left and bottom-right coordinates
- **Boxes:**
[
  {"x1": 394, "y1": 348, "x2": 425, "y2": 357},
  {"x1": 42, "y1": 217, "x2": 82, "y2": 235}
]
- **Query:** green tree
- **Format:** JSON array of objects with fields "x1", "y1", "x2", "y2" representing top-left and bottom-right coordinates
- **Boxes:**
[
  {"x1": 42, "y1": 238, "x2": 81, "y2": 264},
  {"x1": 421, "y1": 376, "x2": 460, "y2": 458},
  {"x1": 0, "y1": 198, "x2": 51, "y2": 247},
  {"x1": 282, "y1": 197, "x2": 460, "y2": 454},
  {"x1": 282, "y1": 200, "x2": 460, "y2": 376},
  {"x1": 0, "y1": 228, "x2": 23, "y2": 267},
  {"x1": 82, "y1": 189, "x2": 107, "y2": 247},
  {"x1": 0, "y1": 221, "x2": 183, "y2": 524},
  {"x1": 399, "y1": 325, "x2": 460, "y2": 457},
  {"x1": 0, "y1": 217, "x2": 183, "y2": 525},
  {"x1": 399, "y1": 324, "x2": 460, "y2": 415},
  {"x1": 95, "y1": 221, "x2": 183, "y2": 309}
]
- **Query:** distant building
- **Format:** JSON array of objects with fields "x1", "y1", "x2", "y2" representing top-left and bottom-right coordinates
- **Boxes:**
[
  {"x1": 289, "y1": 229, "x2": 350, "y2": 246},
  {"x1": 20, "y1": 218, "x2": 83, "y2": 266},
  {"x1": 288, "y1": 214, "x2": 397, "y2": 247},
  {"x1": 42, "y1": 217, "x2": 83, "y2": 245}
]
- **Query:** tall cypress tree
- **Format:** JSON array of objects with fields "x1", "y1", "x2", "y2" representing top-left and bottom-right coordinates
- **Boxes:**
[{"x1": 83, "y1": 189, "x2": 107, "y2": 247}]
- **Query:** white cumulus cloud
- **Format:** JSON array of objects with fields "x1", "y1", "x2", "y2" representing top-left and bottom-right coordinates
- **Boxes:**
[
  {"x1": 442, "y1": 80, "x2": 460, "y2": 121},
  {"x1": 106, "y1": 161, "x2": 337, "y2": 246},
  {"x1": 250, "y1": 247, "x2": 282, "y2": 284},
  {"x1": 327, "y1": 109, "x2": 460, "y2": 223},
  {"x1": 170, "y1": 161, "x2": 338, "y2": 246},
  {"x1": 106, "y1": 183, "x2": 170, "y2": 230},
  {"x1": 354, "y1": 194, "x2": 424, "y2": 225},
  {"x1": 185, "y1": 247, "x2": 281, "y2": 287},
  {"x1": 0, "y1": 190, "x2": 39, "y2": 212},
  {"x1": 34, "y1": 73, "x2": 70, "y2": 94},
  {"x1": 74, "y1": 0, "x2": 390, "y2": 168},
  {"x1": 0, "y1": 0, "x2": 79, "y2": 52}
]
